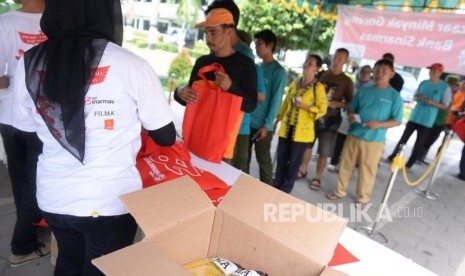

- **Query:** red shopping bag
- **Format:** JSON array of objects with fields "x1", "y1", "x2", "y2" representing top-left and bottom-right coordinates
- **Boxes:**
[
  {"x1": 137, "y1": 133, "x2": 230, "y2": 206},
  {"x1": 452, "y1": 117, "x2": 465, "y2": 142},
  {"x1": 182, "y1": 63, "x2": 243, "y2": 163}
]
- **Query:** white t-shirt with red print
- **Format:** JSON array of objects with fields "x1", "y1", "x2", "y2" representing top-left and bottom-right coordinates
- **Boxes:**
[
  {"x1": 0, "y1": 11, "x2": 45, "y2": 125},
  {"x1": 12, "y1": 42, "x2": 174, "y2": 216}
]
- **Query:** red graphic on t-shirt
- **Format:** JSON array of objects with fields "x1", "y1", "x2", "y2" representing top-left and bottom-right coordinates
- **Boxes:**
[
  {"x1": 36, "y1": 96, "x2": 62, "y2": 139},
  {"x1": 104, "y1": 119, "x2": 114, "y2": 130},
  {"x1": 15, "y1": 49, "x2": 25, "y2": 60},
  {"x1": 18, "y1": 31, "x2": 47, "y2": 45},
  {"x1": 35, "y1": 66, "x2": 109, "y2": 86},
  {"x1": 84, "y1": 97, "x2": 92, "y2": 105},
  {"x1": 89, "y1": 66, "x2": 110, "y2": 84}
]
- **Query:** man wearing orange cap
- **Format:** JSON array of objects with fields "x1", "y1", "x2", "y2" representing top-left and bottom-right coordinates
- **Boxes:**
[
  {"x1": 387, "y1": 63, "x2": 451, "y2": 168},
  {"x1": 174, "y1": 8, "x2": 257, "y2": 162}
]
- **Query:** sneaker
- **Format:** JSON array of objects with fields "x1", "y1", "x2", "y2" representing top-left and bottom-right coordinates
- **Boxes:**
[
  {"x1": 9, "y1": 242, "x2": 51, "y2": 267},
  {"x1": 327, "y1": 164, "x2": 338, "y2": 173},
  {"x1": 382, "y1": 157, "x2": 393, "y2": 163}
]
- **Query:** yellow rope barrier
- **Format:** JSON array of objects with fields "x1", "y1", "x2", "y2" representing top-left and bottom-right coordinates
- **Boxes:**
[{"x1": 391, "y1": 133, "x2": 452, "y2": 187}]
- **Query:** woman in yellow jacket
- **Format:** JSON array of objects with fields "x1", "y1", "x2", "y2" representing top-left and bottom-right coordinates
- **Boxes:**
[{"x1": 274, "y1": 54, "x2": 327, "y2": 193}]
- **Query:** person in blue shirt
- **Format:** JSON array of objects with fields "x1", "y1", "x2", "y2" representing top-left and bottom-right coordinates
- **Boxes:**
[
  {"x1": 248, "y1": 30, "x2": 287, "y2": 185},
  {"x1": 232, "y1": 30, "x2": 265, "y2": 172},
  {"x1": 387, "y1": 63, "x2": 451, "y2": 168},
  {"x1": 326, "y1": 59, "x2": 403, "y2": 209}
]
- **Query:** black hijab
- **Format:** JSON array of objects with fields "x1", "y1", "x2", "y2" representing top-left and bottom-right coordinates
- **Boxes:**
[{"x1": 24, "y1": 0, "x2": 123, "y2": 163}]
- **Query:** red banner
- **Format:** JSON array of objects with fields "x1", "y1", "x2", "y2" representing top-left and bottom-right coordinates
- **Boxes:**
[{"x1": 330, "y1": 5, "x2": 465, "y2": 74}]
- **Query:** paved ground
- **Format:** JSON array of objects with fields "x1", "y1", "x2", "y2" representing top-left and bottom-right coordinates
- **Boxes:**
[{"x1": 1, "y1": 45, "x2": 465, "y2": 275}]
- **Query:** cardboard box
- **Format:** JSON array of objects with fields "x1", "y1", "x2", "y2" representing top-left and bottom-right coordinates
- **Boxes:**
[{"x1": 93, "y1": 174, "x2": 348, "y2": 275}]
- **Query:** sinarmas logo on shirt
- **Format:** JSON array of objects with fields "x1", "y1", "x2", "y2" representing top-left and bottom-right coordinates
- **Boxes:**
[{"x1": 84, "y1": 97, "x2": 115, "y2": 105}]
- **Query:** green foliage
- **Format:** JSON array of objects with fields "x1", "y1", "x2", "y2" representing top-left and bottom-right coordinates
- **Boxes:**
[
  {"x1": 239, "y1": 0, "x2": 335, "y2": 53},
  {"x1": 0, "y1": 0, "x2": 20, "y2": 14},
  {"x1": 176, "y1": 0, "x2": 202, "y2": 28},
  {"x1": 168, "y1": 49, "x2": 193, "y2": 82},
  {"x1": 187, "y1": 48, "x2": 207, "y2": 59},
  {"x1": 186, "y1": 40, "x2": 209, "y2": 58},
  {"x1": 132, "y1": 38, "x2": 148, "y2": 48},
  {"x1": 156, "y1": 43, "x2": 178, "y2": 53}
]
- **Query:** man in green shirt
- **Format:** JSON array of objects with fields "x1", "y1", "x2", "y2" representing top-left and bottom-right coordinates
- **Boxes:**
[{"x1": 248, "y1": 30, "x2": 287, "y2": 185}]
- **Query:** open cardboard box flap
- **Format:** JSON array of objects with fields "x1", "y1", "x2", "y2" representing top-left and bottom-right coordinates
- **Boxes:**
[{"x1": 93, "y1": 174, "x2": 347, "y2": 275}]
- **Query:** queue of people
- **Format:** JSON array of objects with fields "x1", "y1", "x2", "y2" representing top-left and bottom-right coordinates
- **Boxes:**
[{"x1": 2, "y1": 0, "x2": 465, "y2": 274}]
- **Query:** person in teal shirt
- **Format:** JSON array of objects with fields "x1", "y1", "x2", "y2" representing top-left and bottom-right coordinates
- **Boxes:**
[
  {"x1": 326, "y1": 59, "x2": 403, "y2": 208},
  {"x1": 248, "y1": 30, "x2": 287, "y2": 185},
  {"x1": 387, "y1": 63, "x2": 451, "y2": 168},
  {"x1": 232, "y1": 34, "x2": 265, "y2": 172}
]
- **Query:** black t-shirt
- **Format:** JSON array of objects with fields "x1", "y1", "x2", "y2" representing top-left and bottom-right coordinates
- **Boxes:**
[
  {"x1": 175, "y1": 51, "x2": 257, "y2": 113},
  {"x1": 390, "y1": 72, "x2": 404, "y2": 92}
]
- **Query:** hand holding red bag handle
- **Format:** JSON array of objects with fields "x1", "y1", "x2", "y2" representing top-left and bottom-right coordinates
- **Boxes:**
[
  {"x1": 177, "y1": 86, "x2": 198, "y2": 103},
  {"x1": 177, "y1": 64, "x2": 232, "y2": 103},
  {"x1": 214, "y1": 70, "x2": 232, "y2": 91}
]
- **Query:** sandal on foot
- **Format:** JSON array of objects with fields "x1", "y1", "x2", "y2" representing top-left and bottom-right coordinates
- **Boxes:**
[
  {"x1": 326, "y1": 193, "x2": 342, "y2": 201},
  {"x1": 309, "y1": 178, "x2": 321, "y2": 191},
  {"x1": 297, "y1": 170, "x2": 307, "y2": 178}
]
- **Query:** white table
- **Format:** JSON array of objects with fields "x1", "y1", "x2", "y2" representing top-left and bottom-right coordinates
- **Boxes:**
[{"x1": 333, "y1": 227, "x2": 437, "y2": 276}]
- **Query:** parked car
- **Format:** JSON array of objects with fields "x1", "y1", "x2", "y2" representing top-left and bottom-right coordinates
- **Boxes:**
[{"x1": 397, "y1": 70, "x2": 418, "y2": 102}]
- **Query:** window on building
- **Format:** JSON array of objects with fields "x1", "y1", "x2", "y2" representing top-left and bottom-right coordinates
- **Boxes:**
[{"x1": 143, "y1": 20, "x2": 150, "y2": 31}]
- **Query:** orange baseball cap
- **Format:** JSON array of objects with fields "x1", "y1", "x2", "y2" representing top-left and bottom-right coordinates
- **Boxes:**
[{"x1": 195, "y1": 8, "x2": 234, "y2": 28}]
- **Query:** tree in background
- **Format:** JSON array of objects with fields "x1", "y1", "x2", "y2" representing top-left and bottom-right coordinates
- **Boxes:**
[
  {"x1": 176, "y1": 0, "x2": 202, "y2": 28},
  {"x1": 239, "y1": 0, "x2": 335, "y2": 54},
  {"x1": 0, "y1": 0, "x2": 20, "y2": 14},
  {"x1": 168, "y1": 48, "x2": 193, "y2": 84}
]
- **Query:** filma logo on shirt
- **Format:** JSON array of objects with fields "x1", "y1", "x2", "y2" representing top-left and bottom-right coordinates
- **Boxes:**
[{"x1": 94, "y1": 110, "x2": 115, "y2": 116}]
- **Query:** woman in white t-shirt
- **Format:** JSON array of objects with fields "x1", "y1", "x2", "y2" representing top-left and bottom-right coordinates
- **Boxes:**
[{"x1": 12, "y1": 0, "x2": 176, "y2": 275}]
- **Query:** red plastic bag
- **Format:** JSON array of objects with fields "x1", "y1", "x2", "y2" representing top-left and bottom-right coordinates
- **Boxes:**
[
  {"x1": 137, "y1": 133, "x2": 230, "y2": 206},
  {"x1": 182, "y1": 63, "x2": 243, "y2": 163},
  {"x1": 452, "y1": 117, "x2": 465, "y2": 142}
]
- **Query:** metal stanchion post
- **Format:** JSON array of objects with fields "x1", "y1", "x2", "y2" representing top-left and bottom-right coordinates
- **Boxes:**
[
  {"x1": 356, "y1": 144, "x2": 407, "y2": 245},
  {"x1": 415, "y1": 131, "x2": 453, "y2": 200}
]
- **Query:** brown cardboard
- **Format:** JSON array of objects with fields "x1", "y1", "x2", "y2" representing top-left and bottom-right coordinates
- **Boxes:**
[
  {"x1": 320, "y1": 267, "x2": 351, "y2": 276},
  {"x1": 209, "y1": 174, "x2": 347, "y2": 275},
  {"x1": 93, "y1": 174, "x2": 348, "y2": 276},
  {"x1": 93, "y1": 242, "x2": 190, "y2": 276},
  {"x1": 119, "y1": 176, "x2": 216, "y2": 264}
]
